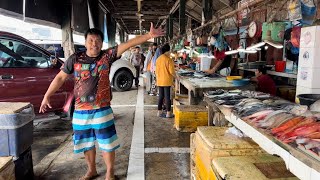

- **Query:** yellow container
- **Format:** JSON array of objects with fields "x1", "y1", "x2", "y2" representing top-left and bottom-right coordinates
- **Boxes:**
[
  {"x1": 226, "y1": 76, "x2": 242, "y2": 80},
  {"x1": 193, "y1": 127, "x2": 265, "y2": 180},
  {"x1": 174, "y1": 105, "x2": 208, "y2": 132},
  {"x1": 212, "y1": 155, "x2": 298, "y2": 179}
]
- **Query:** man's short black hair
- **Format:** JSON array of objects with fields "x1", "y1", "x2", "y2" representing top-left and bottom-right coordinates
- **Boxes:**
[
  {"x1": 161, "y1": 43, "x2": 170, "y2": 54},
  {"x1": 135, "y1": 46, "x2": 140, "y2": 49},
  {"x1": 85, "y1": 28, "x2": 104, "y2": 41},
  {"x1": 258, "y1": 66, "x2": 267, "y2": 74},
  {"x1": 153, "y1": 42, "x2": 158, "y2": 46}
]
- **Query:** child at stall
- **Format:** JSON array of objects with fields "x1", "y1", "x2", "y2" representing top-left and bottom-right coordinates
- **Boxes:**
[{"x1": 251, "y1": 66, "x2": 276, "y2": 96}]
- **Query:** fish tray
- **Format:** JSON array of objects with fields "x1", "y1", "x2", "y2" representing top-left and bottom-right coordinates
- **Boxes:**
[{"x1": 194, "y1": 127, "x2": 265, "y2": 180}]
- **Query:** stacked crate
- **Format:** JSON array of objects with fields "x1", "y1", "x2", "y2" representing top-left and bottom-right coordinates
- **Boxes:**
[
  {"x1": 296, "y1": 26, "x2": 320, "y2": 102},
  {"x1": 190, "y1": 127, "x2": 266, "y2": 180},
  {"x1": 174, "y1": 105, "x2": 208, "y2": 132}
]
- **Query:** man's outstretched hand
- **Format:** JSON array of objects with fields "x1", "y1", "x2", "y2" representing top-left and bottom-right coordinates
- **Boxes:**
[
  {"x1": 39, "y1": 97, "x2": 52, "y2": 113},
  {"x1": 149, "y1": 22, "x2": 165, "y2": 38}
]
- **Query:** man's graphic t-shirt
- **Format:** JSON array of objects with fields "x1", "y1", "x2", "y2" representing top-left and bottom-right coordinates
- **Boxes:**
[{"x1": 61, "y1": 46, "x2": 118, "y2": 110}]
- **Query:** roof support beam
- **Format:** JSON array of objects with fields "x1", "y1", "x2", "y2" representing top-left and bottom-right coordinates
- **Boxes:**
[
  {"x1": 202, "y1": 0, "x2": 213, "y2": 23},
  {"x1": 160, "y1": 0, "x2": 180, "y2": 27},
  {"x1": 179, "y1": 0, "x2": 186, "y2": 35},
  {"x1": 169, "y1": 14, "x2": 173, "y2": 39}
]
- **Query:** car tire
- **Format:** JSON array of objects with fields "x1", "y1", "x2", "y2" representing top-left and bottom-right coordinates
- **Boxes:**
[{"x1": 113, "y1": 70, "x2": 133, "y2": 92}]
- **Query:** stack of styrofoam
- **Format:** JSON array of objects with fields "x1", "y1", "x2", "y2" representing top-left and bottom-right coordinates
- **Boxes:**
[
  {"x1": 191, "y1": 127, "x2": 266, "y2": 180},
  {"x1": 296, "y1": 26, "x2": 320, "y2": 102}
]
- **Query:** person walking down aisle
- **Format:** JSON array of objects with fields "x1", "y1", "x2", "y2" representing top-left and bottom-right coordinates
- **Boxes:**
[
  {"x1": 143, "y1": 43, "x2": 158, "y2": 94},
  {"x1": 155, "y1": 44, "x2": 175, "y2": 118},
  {"x1": 130, "y1": 46, "x2": 145, "y2": 87},
  {"x1": 39, "y1": 23, "x2": 165, "y2": 180},
  {"x1": 150, "y1": 47, "x2": 161, "y2": 96}
]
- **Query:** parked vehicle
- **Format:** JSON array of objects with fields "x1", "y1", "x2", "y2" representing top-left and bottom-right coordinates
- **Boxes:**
[
  {"x1": 32, "y1": 40, "x2": 136, "y2": 92},
  {"x1": 0, "y1": 31, "x2": 74, "y2": 114}
]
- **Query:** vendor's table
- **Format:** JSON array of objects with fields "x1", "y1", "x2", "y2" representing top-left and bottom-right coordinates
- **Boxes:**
[{"x1": 175, "y1": 74, "x2": 254, "y2": 105}]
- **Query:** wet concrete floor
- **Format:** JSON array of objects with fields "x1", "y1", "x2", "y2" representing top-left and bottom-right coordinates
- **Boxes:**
[{"x1": 32, "y1": 85, "x2": 191, "y2": 180}]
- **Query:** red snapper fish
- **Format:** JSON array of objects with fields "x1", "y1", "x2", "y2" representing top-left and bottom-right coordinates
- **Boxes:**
[
  {"x1": 281, "y1": 123, "x2": 320, "y2": 143},
  {"x1": 271, "y1": 116, "x2": 305, "y2": 134},
  {"x1": 277, "y1": 117, "x2": 317, "y2": 138}
]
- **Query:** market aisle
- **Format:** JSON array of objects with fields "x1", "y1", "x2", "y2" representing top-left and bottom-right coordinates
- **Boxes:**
[{"x1": 143, "y1": 89, "x2": 191, "y2": 180}]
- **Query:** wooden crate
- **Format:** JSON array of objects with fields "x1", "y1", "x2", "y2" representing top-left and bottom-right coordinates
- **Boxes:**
[
  {"x1": 194, "y1": 127, "x2": 265, "y2": 180},
  {"x1": 0, "y1": 157, "x2": 15, "y2": 180},
  {"x1": 174, "y1": 105, "x2": 208, "y2": 132},
  {"x1": 212, "y1": 155, "x2": 298, "y2": 180}
]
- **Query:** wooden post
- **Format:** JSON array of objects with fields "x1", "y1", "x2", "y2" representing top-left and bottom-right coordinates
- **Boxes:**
[{"x1": 179, "y1": 0, "x2": 186, "y2": 35}]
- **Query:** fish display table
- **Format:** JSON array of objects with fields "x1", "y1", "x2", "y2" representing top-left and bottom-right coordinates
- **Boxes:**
[
  {"x1": 175, "y1": 73, "x2": 254, "y2": 105},
  {"x1": 212, "y1": 104, "x2": 320, "y2": 180}
]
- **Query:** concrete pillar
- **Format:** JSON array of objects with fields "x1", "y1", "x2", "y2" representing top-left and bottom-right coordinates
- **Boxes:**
[
  {"x1": 61, "y1": 7, "x2": 75, "y2": 60},
  {"x1": 179, "y1": 0, "x2": 186, "y2": 35},
  {"x1": 107, "y1": 13, "x2": 116, "y2": 47},
  {"x1": 120, "y1": 29, "x2": 125, "y2": 43}
]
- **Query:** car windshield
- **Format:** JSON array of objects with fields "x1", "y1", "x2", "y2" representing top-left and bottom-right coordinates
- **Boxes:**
[{"x1": 0, "y1": 39, "x2": 49, "y2": 68}]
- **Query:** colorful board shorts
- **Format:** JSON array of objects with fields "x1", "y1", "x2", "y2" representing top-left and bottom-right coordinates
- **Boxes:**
[{"x1": 72, "y1": 106, "x2": 120, "y2": 153}]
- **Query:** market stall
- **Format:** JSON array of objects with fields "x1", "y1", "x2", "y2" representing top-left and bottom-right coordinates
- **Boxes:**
[
  {"x1": 203, "y1": 89, "x2": 320, "y2": 179},
  {"x1": 175, "y1": 71, "x2": 254, "y2": 105}
]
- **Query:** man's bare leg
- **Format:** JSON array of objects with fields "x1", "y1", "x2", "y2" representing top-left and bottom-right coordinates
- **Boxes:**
[
  {"x1": 81, "y1": 148, "x2": 98, "y2": 179},
  {"x1": 102, "y1": 151, "x2": 115, "y2": 180}
]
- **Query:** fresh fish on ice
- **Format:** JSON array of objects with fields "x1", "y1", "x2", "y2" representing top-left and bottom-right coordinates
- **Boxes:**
[{"x1": 271, "y1": 116, "x2": 304, "y2": 134}]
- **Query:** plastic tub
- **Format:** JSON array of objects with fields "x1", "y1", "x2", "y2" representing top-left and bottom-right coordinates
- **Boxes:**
[
  {"x1": 0, "y1": 103, "x2": 35, "y2": 157},
  {"x1": 275, "y1": 61, "x2": 286, "y2": 72},
  {"x1": 232, "y1": 79, "x2": 250, "y2": 86},
  {"x1": 297, "y1": 94, "x2": 320, "y2": 106}
]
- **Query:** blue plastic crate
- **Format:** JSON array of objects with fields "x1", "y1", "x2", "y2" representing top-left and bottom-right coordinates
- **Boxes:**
[{"x1": 0, "y1": 105, "x2": 34, "y2": 157}]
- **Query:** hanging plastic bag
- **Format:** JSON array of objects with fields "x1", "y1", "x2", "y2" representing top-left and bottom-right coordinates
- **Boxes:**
[
  {"x1": 300, "y1": 0, "x2": 317, "y2": 25},
  {"x1": 288, "y1": 0, "x2": 302, "y2": 21}
]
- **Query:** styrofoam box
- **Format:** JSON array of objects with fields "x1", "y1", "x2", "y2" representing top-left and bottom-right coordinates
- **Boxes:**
[
  {"x1": 297, "y1": 67, "x2": 320, "y2": 88},
  {"x1": 298, "y1": 48, "x2": 320, "y2": 68},
  {"x1": 300, "y1": 26, "x2": 320, "y2": 48}
]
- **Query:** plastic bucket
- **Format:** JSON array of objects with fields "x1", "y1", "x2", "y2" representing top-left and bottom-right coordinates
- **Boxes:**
[
  {"x1": 275, "y1": 61, "x2": 286, "y2": 72},
  {"x1": 297, "y1": 94, "x2": 320, "y2": 106}
]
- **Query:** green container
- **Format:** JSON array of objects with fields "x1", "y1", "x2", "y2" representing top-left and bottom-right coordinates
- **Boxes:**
[
  {"x1": 262, "y1": 23, "x2": 271, "y2": 40},
  {"x1": 270, "y1": 22, "x2": 286, "y2": 42}
]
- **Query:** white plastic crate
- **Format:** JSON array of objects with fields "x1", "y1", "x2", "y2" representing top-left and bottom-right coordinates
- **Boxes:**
[
  {"x1": 298, "y1": 48, "x2": 320, "y2": 68},
  {"x1": 297, "y1": 67, "x2": 320, "y2": 88},
  {"x1": 300, "y1": 26, "x2": 320, "y2": 48}
]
